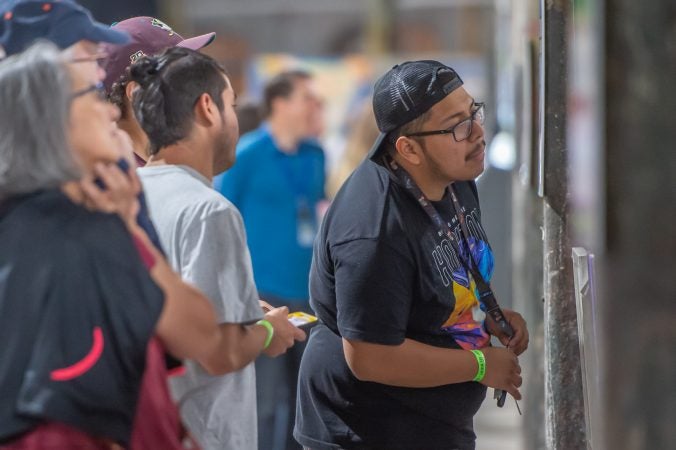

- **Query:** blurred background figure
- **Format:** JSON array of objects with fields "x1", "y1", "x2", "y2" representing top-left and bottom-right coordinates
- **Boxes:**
[
  {"x1": 216, "y1": 70, "x2": 326, "y2": 450},
  {"x1": 235, "y1": 99, "x2": 263, "y2": 136},
  {"x1": 326, "y1": 99, "x2": 380, "y2": 198}
]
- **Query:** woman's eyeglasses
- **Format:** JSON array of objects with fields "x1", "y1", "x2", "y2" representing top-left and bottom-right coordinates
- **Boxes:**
[
  {"x1": 68, "y1": 51, "x2": 109, "y2": 65},
  {"x1": 71, "y1": 82, "x2": 107, "y2": 101}
]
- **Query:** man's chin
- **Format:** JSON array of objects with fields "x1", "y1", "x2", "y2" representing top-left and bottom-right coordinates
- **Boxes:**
[
  {"x1": 457, "y1": 164, "x2": 486, "y2": 182},
  {"x1": 214, "y1": 156, "x2": 235, "y2": 175}
]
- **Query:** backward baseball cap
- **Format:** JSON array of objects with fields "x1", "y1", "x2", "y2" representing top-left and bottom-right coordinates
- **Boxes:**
[
  {"x1": 368, "y1": 60, "x2": 464, "y2": 157},
  {"x1": 101, "y1": 16, "x2": 216, "y2": 92},
  {"x1": 0, "y1": 0, "x2": 129, "y2": 57},
  {"x1": 373, "y1": 60, "x2": 464, "y2": 134}
]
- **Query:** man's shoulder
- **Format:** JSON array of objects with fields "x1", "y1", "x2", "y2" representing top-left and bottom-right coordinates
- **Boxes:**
[
  {"x1": 166, "y1": 183, "x2": 240, "y2": 227},
  {"x1": 139, "y1": 165, "x2": 242, "y2": 228},
  {"x1": 186, "y1": 190, "x2": 240, "y2": 221},
  {"x1": 331, "y1": 158, "x2": 387, "y2": 203},
  {"x1": 140, "y1": 165, "x2": 230, "y2": 206},
  {"x1": 323, "y1": 159, "x2": 397, "y2": 244}
]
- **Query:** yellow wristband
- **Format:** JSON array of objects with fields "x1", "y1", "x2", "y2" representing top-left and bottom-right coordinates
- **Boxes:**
[
  {"x1": 257, "y1": 319, "x2": 274, "y2": 350},
  {"x1": 470, "y1": 349, "x2": 486, "y2": 382}
]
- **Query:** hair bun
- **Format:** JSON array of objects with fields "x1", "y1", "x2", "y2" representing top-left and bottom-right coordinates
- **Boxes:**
[{"x1": 129, "y1": 56, "x2": 160, "y2": 87}]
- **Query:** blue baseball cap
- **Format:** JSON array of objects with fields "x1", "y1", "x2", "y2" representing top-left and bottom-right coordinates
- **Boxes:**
[{"x1": 0, "y1": 0, "x2": 129, "y2": 56}]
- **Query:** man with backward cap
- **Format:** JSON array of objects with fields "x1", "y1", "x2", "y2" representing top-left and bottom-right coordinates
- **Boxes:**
[{"x1": 295, "y1": 61, "x2": 530, "y2": 450}]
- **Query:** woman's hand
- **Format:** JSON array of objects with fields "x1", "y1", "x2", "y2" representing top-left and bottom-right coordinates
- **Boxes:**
[{"x1": 80, "y1": 161, "x2": 141, "y2": 228}]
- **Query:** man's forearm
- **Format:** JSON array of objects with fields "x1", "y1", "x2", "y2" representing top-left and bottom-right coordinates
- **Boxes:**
[
  {"x1": 343, "y1": 337, "x2": 478, "y2": 388},
  {"x1": 199, "y1": 323, "x2": 268, "y2": 374}
]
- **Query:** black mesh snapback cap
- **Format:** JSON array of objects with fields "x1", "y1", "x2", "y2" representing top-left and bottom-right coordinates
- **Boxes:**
[{"x1": 372, "y1": 60, "x2": 464, "y2": 134}]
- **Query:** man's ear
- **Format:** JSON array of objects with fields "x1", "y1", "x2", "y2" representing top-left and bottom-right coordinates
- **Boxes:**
[
  {"x1": 194, "y1": 93, "x2": 218, "y2": 126},
  {"x1": 121, "y1": 81, "x2": 141, "y2": 119},
  {"x1": 395, "y1": 136, "x2": 424, "y2": 166},
  {"x1": 125, "y1": 80, "x2": 138, "y2": 102}
]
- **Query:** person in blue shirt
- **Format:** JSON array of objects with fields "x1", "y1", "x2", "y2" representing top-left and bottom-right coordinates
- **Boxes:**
[{"x1": 216, "y1": 69, "x2": 326, "y2": 450}]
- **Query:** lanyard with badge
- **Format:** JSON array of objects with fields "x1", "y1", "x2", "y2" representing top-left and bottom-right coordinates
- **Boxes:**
[
  {"x1": 385, "y1": 155, "x2": 518, "y2": 410},
  {"x1": 278, "y1": 151, "x2": 316, "y2": 248}
]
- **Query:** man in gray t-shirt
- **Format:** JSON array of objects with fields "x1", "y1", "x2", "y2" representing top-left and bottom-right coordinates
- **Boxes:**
[
  {"x1": 140, "y1": 165, "x2": 262, "y2": 448},
  {"x1": 130, "y1": 48, "x2": 305, "y2": 449}
]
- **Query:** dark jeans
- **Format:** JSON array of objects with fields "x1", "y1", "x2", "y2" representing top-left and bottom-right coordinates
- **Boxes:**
[{"x1": 257, "y1": 295, "x2": 312, "y2": 450}]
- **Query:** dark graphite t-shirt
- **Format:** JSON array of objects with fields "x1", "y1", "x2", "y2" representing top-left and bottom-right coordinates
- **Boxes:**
[
  {"x1": 0, "y1": 190, "x2": 164, "y2": 446},
  {"x1": 295, "y1": 148, "x2": 497, "y2": 450}
]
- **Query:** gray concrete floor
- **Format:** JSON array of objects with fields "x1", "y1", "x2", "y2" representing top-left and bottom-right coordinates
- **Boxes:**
[{"x1": 474, "y1": 393, "x2": 523, "y2": 450}]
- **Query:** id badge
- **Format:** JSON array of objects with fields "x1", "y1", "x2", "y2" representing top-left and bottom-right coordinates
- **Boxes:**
[{"x1": 296, "y1": 198, "x2": 317, "y2": 248}]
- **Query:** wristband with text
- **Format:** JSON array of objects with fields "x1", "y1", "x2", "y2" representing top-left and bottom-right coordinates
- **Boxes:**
[
  {"x1": 470, "y1": 349, "x2": 486, "y2": 382},
  {"x1": 257, "y1": 319, "x2": 274, "y2": 350}
]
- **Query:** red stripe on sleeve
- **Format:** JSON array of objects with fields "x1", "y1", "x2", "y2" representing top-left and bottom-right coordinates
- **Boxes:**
[{"x1": 50, "y1": 327, "x2": 105, "y2": 381}]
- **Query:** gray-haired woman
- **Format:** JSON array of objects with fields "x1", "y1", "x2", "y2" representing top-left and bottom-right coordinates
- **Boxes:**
[
  {"x1": 0, "y1": 40, "x2": 162, "y2": 449},
  {"x1": 0, "y1": 43, "x2": 245, "y2": 450}
]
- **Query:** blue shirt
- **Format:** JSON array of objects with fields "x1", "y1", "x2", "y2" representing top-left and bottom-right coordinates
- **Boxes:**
[{"x1": 215, "y1": 126, "x2": 325, "y2": 302}]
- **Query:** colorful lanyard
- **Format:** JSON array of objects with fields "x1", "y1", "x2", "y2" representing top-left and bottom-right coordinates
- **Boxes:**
[
  {"x1": 385, "y1": 155, "x2": 513, "y2": 334},
  {"x1": 385, "y1": 155, "x2": 514, "y2": 406}
]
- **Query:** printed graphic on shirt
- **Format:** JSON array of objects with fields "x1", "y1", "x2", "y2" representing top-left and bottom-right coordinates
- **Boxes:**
[{"x1": 431, "y1": 207, "x2": 494, "y2": 350}]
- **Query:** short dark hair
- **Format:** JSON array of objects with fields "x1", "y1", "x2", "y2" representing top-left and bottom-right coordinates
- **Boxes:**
[
  {"x1": 129, "y1": 47, "x2": 227, "y2": 155},
  {"x1": 262, "y1": 69, "x2": 311, "y2": 118},
  {"x1": 385, "y1": 109, "x2": 431, "y2": 155},
  {"x1": 107, "y1": 69, "x2": 131, "y2": 118}
]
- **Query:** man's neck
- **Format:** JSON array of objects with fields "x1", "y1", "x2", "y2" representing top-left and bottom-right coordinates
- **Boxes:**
[
  {"x1": 392, "y1": 154, "x2": 448, "y2": 201},
  {"x1": 118, "y1": 116, "x2": 150, "y2": 162},
  {"x1": 267, "y1": 118, "x2": 301, "y2": 154},
  {"x1": 146, "y1": 138, "x2": 214, "y2": 181}
]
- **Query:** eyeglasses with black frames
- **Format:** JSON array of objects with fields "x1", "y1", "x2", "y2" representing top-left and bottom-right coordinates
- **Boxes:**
[{"x1": 406, "y1": 102, "x2": 485, "y2": 143}]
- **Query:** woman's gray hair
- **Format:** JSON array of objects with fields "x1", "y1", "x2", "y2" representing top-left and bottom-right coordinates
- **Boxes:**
[{"x1": 0, "y1": 41, "x2": 80, "y2": 199}]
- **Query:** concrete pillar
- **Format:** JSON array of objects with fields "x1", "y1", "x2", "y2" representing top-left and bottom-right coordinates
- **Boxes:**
[{"x1": 541, "y1": 0, "x2": 587, "y2": 448}]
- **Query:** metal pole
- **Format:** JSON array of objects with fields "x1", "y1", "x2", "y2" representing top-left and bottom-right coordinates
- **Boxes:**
[{"x1": 541, "y1": 0, "x2": 587, "y2": 448}]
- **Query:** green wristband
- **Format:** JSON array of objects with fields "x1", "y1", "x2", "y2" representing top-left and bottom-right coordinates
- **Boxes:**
[
  {"x1": 470, "y1": 349, "x2": 486, "y2": 382},
  {"x1": 257, "y1": 319, "x2": 274, "y2": 350}
]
